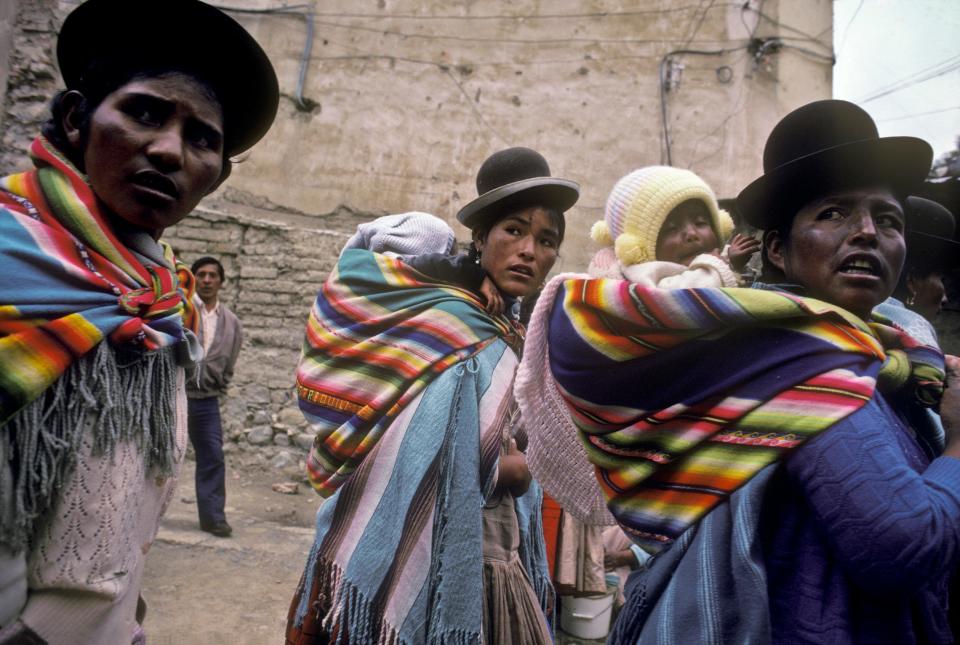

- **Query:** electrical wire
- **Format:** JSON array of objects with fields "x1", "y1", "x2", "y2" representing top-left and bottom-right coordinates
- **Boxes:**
[
  {"x1": 659, "y1": 32, "x2": 832, "y2": 166},
  {"x1": 209, "y1": 3, "x2": 316, "y2": 111},
  {"x1": 859, "y1": 61, "x2": 960, "y2": 105},
  {"x1": 206, "y1": 0, "x2": 835, "y2": 155},
  {"x1": 860, "y1": 54, "x2": 960, "y2": 98},
  {"x1": 689, "y1": 50, "x2": 752, "y2": 168},
  {"x1": 835, "y1": 0, "x2": 866, "y2": 57},
  {"x1": 876, "y1": 105, "x2": 960, "y2": 122},
  {"x1": 659, "y1": 45, "x2": 749, "y2": 165},
  {"x1": 298, "y1": 4, "x2": 738, "y2": 21},
  {"x1": 744, "y1": 5, "x2": 833, "y2": 52},
  {"x1": 855, "y1": 54, "x2": 960, "y2": 104},
  {"x1": 308, "y1": 16, "x2": 750, "y2": 47},
  {"x1": 211, "y1": 1, "x2": 832, "y2": 82},
  {"x1": 681, "y1": 0, "x2": 718, "y2": 48},
  {"x1": 312, "y1": 52, "x2": 663, "y2": 67},
  {"x1": 779, "y1": 42, "x2": 836, "y2": 64},
  {"x1": 739, "y1": 0, "x2": 764, "y2": 39}
]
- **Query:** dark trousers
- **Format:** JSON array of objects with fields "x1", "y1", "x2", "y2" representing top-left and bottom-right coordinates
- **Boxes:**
[{"x1": 187, "y1": 396, "x2": 226, "y2": 524}]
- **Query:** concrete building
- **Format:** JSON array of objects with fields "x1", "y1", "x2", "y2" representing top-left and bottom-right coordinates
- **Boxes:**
[{"x1": 0, "y1": 0, "x2": 835, "y2": 454}]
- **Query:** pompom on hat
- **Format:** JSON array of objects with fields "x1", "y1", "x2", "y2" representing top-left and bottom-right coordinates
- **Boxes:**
[
  {"x1": 592, "y1": 166, "x2": 734, "y2": 266},
  {"x1": 456, "y1": 147, "x2": 579, "y2": 233},
  {"x1": 737, "y1": 100, "x2": 932, "y2": 230},
  {"x1": 57, "y1": 0, "x2": 279, "y2": 157}
]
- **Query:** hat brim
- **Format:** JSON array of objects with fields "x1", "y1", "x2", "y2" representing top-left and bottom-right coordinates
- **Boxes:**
[
  {"x1": 58, "y1": 0, "x2": 279, "y2": 157},
  {"x1": 905, "y1": 230, "x2": 960, "y2": 270},
  {"x1": 737, "y1": 136, "x2": 932, "y2": 230},
  {"x1": 456, "y1": 177, "x2": 580, "y2": 231}
]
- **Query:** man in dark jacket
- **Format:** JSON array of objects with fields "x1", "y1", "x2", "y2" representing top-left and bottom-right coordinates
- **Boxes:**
[{"x1": 188, "y1": 257, "x2": 242, "y2": 537}]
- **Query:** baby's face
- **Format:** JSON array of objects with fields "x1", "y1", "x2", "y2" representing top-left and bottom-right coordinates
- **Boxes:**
[{"x1": 655, "y1": 200, "x2": 719, "y2": 265}]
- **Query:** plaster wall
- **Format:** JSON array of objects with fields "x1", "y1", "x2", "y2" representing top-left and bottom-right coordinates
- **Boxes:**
[{"x1": 212, "y1": 0, "x2": 834, "y2": 268}]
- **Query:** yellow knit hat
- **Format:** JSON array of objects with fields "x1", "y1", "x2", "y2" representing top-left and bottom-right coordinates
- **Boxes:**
[{"x1": 591, "y1": 166, "x2": 733, "y2": 266}]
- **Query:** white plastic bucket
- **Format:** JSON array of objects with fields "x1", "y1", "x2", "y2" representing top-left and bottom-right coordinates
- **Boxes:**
[{"x1": 559, "y1": 591, "x2": 615, "y2": 640}]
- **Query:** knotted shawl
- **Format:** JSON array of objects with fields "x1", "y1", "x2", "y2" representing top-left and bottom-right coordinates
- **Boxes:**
[
  {"x1": 546, "y1": 277, "x2": 944, "y2": 553},
  {"x1": 0, "y1": 136, "x2": 196, "y2": 424},
  {"x1": 296, "y1": 249, "x2": 521, "y2": 497},
  {"x1": 0, "y1": 136, "x2": 196, "y2": 550}
]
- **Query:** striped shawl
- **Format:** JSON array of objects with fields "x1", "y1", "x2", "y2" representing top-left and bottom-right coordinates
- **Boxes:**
[
  {"x1": 545, "y1": 277, "x2": 944, "y2": 553},
  {"x1": 0, "y1": 136, "x2": 196, "y2": 551},
  {"x1": 296, "y1": 249, "x2": 521, "y2": 497},
  {"x1": 288, "y1": 341, "x2": 552, "y2": 645},
  {"x1": 0, "y1": 136, "x2": 197, "y2": 425}
]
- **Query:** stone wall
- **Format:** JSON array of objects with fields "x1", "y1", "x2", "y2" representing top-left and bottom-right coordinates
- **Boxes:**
[
  {"x1": 163, "y1": 206, "x2": 371, "y2": 467},
  {"x1": 0, "y1": 0, "x2": 60, "y2": 173}
]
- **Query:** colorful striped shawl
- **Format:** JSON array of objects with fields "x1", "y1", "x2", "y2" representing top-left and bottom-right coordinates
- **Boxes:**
[
  {"x1": 0, "y1": 137, "x2": 196, "y2": 425},
  {"x1": 546, "y1": 277, "x2": 944, "y2": 553},
  {"x1": 288, "y1": 342, "x2": 552, "y2": 645},
  {"x1": 296, "y1": 249, "x2": 521, "y2": 497}
]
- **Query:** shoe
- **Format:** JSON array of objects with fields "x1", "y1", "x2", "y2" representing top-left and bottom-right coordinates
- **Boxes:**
[{"x1": 200, "y1": 519, "x2": 232, "y2": 538}]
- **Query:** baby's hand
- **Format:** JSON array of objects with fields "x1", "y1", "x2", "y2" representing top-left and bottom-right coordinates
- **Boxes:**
[
  {"x1": 479, "y1": 276, "x2": 503, "y2": 316},
  {"x1": 727, "y1": 233, "x2": 761, "y2": 272}
]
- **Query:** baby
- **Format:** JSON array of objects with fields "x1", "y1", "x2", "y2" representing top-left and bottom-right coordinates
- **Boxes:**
[
  {"x1": 341, "y1": 211, "x2": 504, "y2": 314},
  {"x1": 588, "y1": 166, "x2": 759, "y2": 286}
]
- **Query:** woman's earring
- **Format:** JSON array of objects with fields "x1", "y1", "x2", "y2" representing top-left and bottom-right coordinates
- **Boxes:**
[
  {"x1": 907, "y1": 291, "x2": 916, "y2": 307},
  {"x1": 474, "y1": 250, "x2": 482, "y2": 265}
]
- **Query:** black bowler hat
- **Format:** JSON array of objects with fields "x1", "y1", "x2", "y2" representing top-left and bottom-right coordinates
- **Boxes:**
[
  {"x1": 57, "y1": 0, "x2": 280, "y2": 157},
  {"x1": 737, "y1": 100, "x2": 932, "y2": 230},
  {"x1": 905, "y1": 196, "x2": 959, "y2": 270},
  {"x1": 456, "y1": 147, "x2": 580, "y2": 231}
]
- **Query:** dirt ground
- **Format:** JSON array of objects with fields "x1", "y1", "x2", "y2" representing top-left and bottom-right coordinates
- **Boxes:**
[
  {"x1": 141, "y1": 458, "x2": 319, "y2": 645},
  {"x1": 141, "y1": 457, "x2": 606, "y2": 645}
]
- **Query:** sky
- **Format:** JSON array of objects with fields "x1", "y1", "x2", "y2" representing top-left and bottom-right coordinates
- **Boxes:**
[{"x1": 833, "y1": 0, "x2": 960, "y2": 163}]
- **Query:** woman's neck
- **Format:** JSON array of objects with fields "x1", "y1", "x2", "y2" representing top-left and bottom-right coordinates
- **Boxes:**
[{"x1": 101, "y1": 203, "x2": 162, "y2": 241}]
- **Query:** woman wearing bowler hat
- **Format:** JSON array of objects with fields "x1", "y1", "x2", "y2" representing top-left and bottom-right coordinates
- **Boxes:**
[
  {"x1": 527, "y1": 100, "x2": 960, "y2": 644},
  {"x1": 738, "y1": 100, "x2": 960, "y2": 645},
  {"x1": 288, "y1": 147, "x2": 578, "y2": 644},
  {"x1": 0, "y1": 0, "x2": 278, "y2": 642},
  {"x1": 878, "y1": 196, "x2": 959, "y2": 338}
]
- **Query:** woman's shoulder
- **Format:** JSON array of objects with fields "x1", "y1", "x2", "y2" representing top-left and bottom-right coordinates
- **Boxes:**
[
  {"x1": 788, "y1": 391, "x2": 930, "y2": 477},
  {"x1": 874, "y1": 298, "x2": 940, "y2": 348}
]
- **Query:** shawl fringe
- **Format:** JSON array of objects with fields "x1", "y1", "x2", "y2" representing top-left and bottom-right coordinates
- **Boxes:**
[
  {"x1": 308, "y1": 368, "x2": 484, "y2": 645},
  {"x1": 304, "y1": 558, "x2": 459, "y2": 645},
  {"x1": 516, "y1": 481, "x2": 556, "y2": 630},
  {"x1": 1, "y1": 342, "x2": 178, "y2": 552},
  {"x1": 291, "y1": 346, "x2": 534, "y2": 645}
]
